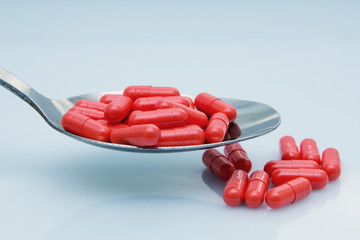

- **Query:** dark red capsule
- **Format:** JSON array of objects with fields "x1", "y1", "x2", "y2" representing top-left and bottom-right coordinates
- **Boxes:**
[
  {"x1": 300, "y1": 138, "x2": 321, "y2": 164},
  {"x1": 223, "y1": 170, "x2": 248, "y2": 206},
  {"x1": 104, "y1": 96, "x2": 133, "y2": 123},
  {"x1": 321, "y1": 148, "x2": 341, "y2": 181},
  {"x1": 280, "y1": 136, "x2": 300, "y2": 160},
  {"x1": 205, "y1": 112, "x2": 229, "y2": 143},
  {"x1": 202, "y1": 149, "x2": 235, "y2": 181},
  {"x1": 224, "y1": 143, "x2": 252, "y2": 173},
  {"x1": 194, "y1": 92, "x2": 237, "y2": 122},
  {"x1": 62, "y1": 111, "x2": 110, "y2": 142}
]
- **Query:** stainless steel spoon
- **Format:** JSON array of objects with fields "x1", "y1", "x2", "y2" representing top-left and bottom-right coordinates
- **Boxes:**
[{"x1": 0, "y1": 67, "x2": 281, "y2": 153}]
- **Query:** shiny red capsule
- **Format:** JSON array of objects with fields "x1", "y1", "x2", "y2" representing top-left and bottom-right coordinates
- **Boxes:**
[
  {"x1": 202, "y1": 149, "x2": 235, "y2": 181},
  {"x1": 124, "y1": 85, "x2": 180, "y2": 100},
  {"x1": 68, "y1": 106, "x2": 105, "y2": 120},
  {"x1": 75, "y1": 99, "x2": 107, "y2": 112},
  {"x1": 128, "y1": 108, "x2": 187, "y2": 129},
  {"x1": 110, "y1": 124, "x2": 160, "y2": 146},
  {"x1": 62, "y1": 111, "x2": 110, "y2": 142},
  {"x1": 100, "y1": 94, "x2": 122, "y2": 104},
  {"x1": 155, "y1": 100, "x2": 208, "y2": 128},
  {"x1": 322, "y1": 148, "x2": 341, "y2": 181},
  {"x1": 271, "y1": 168, "x2": 328, "y2": 189},
  {"x1": 133, "y1": 96, "x2": 193, "y2": 111},
  {"x1": 244, "y1": 170, "x2": 270, "y2": 208},
  {"x1": 223, "y1": 170, "x2": 248, "y2": 207},
  {"x1": 104, "y1": 96, "x2": 133, "y2": 123},
  {"x1": 194, "y1": 92, "x2": 237, "y2": 122},
  {"x1": 300, "y1": 138, "x2": 321, "y2": 164},
  {"x1": 265, "y1": 177, "x2": 312, "y2": 209},
  {"x1": 264, "y1": 160, "x2": 320, "y2": 176},
  {"x1": 157, "y1": 125, "x2": 205, "y2": 147},
  {"x1": 205, "y1": 112, "x2": 229, "y2": 143},
  {"x1": 280, "y1": 136, "x2": 300, "y2": 160},
  {"x1": 224, "y1": 143, "x2": 252, "y2": 173}
]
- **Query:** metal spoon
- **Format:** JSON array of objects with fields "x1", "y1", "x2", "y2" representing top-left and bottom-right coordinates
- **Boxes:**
[{"x1": 0, "y1": 67, "x2": 281, "y2": 153}]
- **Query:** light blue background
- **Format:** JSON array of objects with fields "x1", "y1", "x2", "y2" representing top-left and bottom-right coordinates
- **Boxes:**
[{"x1": 0, "y1": 1, "x2": 359, "y2": 239}]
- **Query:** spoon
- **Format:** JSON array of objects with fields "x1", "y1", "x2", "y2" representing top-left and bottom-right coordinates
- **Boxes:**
[{"x1": 0, "y1": 67, "x2": 281, "y2": 153}]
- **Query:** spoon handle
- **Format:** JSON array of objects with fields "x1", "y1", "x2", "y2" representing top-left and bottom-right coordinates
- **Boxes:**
[{"x1": 0, "y1": 67, "x2": 60, "y2": 125}]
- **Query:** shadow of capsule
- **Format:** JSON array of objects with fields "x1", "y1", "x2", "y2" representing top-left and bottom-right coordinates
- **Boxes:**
[
  {"x1": 224, "y1": 122, "x2": 242, "y2": 141},
  {"x1": 201, "y1": 168, "x2": 227, "y2": 199}
]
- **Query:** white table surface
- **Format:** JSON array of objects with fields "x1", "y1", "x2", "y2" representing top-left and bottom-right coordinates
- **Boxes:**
[{"x1": 0, "y1": 1, "x2": 359, "y2": 239}]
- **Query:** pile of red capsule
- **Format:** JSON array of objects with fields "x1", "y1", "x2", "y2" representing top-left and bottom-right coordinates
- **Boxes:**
[
  {"x1": 61, "y1": 86, "x2": 237, "y2": 147},
  {"x1": 203, "y1": 136, "x2": 341, "y2": 209}
]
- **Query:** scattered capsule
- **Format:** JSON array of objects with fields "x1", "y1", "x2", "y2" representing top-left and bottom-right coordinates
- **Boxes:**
[
  {"x1": 223, "y1": 170, "x2": 248, "y2": 207},
  {"x1": 75, "y1": 99, "x2": 107, "y2": 112},
  {"x1": 265, "y1": 177, "x2": 312, "y2": 209},
  {"x1": 224, "y1": 143, "x2": 252, "y2": 173},
  {"x1": 300, "y1": 138, "x2": 321, "y2": 164},
  {"x1": 205, "y1": 112, "x2": 229, "y2": 143},
  {"x1": 124, "y1": 85, "x2": 180, "y2": 100},
  {"x1": 157, "y1": 125, "x2": 205, "y2": 147},
  {"x1": 194, "y1": 92, "x2": 237, "y2": 122},
  {"x1": 68, "y1": 106, "x2": 105, "y2": 120},
  {"x1": 244, "y1": 170, "x2": 270, "y2": 208},
  {"x1": 322, "y1": 148, "x2": 341, "y2": 181},
  {"x1": 100, "y1": 94, "x2": 122, "y2": 104},
  {"x1": 280, "y1": 136, "x2": 300, "y2": 160},
  {"x1": 271, "y1": 168, "x2": 328, "y2": 189},
  {"x1": 62, "y1": 112, "x2": 110, "y2": 142},
  {"x1": 155, "y1": 100, "x2": 208, "y2": 128},
  {"x1": 128, "y1": 108, "x2": 187, "y2": 129},
  {"x1": 133, "y1": 96, "x2": 193, "y2": 111},
  {"x1": 104, "y1": 95, "x2": 133, "y2": 123},
  {"x1": 202, "y1": 149, "x2": 235, "y2": 181},
  {"x1": 264, "y1": 160, "x2": 320, "y2": 176},
  {"x1": 110, "y1": 124, "x2": 160, "y2": 146}
]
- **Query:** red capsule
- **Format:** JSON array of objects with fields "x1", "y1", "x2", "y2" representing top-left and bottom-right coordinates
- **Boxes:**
[
  {"x1": 128, "y1": 108, "x2": 187, "y2": 129},
  {"x1": 280, "y1": 136, "x2": 300, "y2": 160},
  {"x1": 155, "y1": 100, "x2": 208, "y2": 128},
  {"x1": 223, "y1": 170, "x2": 248, "y2": 206},
  {"x1": 68, "y1": 106, "x2": 105, "y2": 120},
  {"x1": 62, "y1": 111, "x2": 110, "y2": 142},
  {"x1": 300, "y1": 138, "x2": 321, "y2": 164},
  {"x1": 224, "y1": 143, "x2": 252, "y2": 173},
  {"x1": 244, "y1": 170, "x2": 270, "y2": 208},
  {"x1": 203, "y1": 149, "x2": 235, "y2": 181},
  {"x1": 322, "y1": 148, "x2": 341, "y2": 181},
  {"x1": 110, "y1": 124, "x2": 160, "y2": 146},
  {"x1": 223, "y1": 122, "x2": 242, "y2": 141},
  {"x1": 75, "y1": 99, "x2": 107, "y2": 112},
  {"x1": 265, "y1": 177, "x2": 312, "y2": 209},
  {"x1": 264, "y1": 160, "x2": 320, "y2": 176},
  {"x1": 104, "y1": 96, "x2": 133, "y2": 123},
  {"x1": 100, "y1": 94, "x2": 122, "y2": 104},
  {"x1": 157, "y1": 125, "x2": 205, "y2": 147},
  {"x1": 271, "y1": 168, "x2": 328, "y2": 189},
  {"x1": 205, "y1": 112, "x2": 229, "y2": 143},
  {"x1": 194, "y1": 92, "x2": 237, "y2": 122},
  {"x1": 133, "y1": 96, "x2": 193, "y2": 111},
  {"x1": 124, "y1": 85, "x2": 180, "y2": 100}
]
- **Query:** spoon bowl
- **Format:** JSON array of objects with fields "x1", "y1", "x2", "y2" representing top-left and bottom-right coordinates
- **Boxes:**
[{"x1": 0, "y1": 67, "x2": 281, "y2": 153}]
